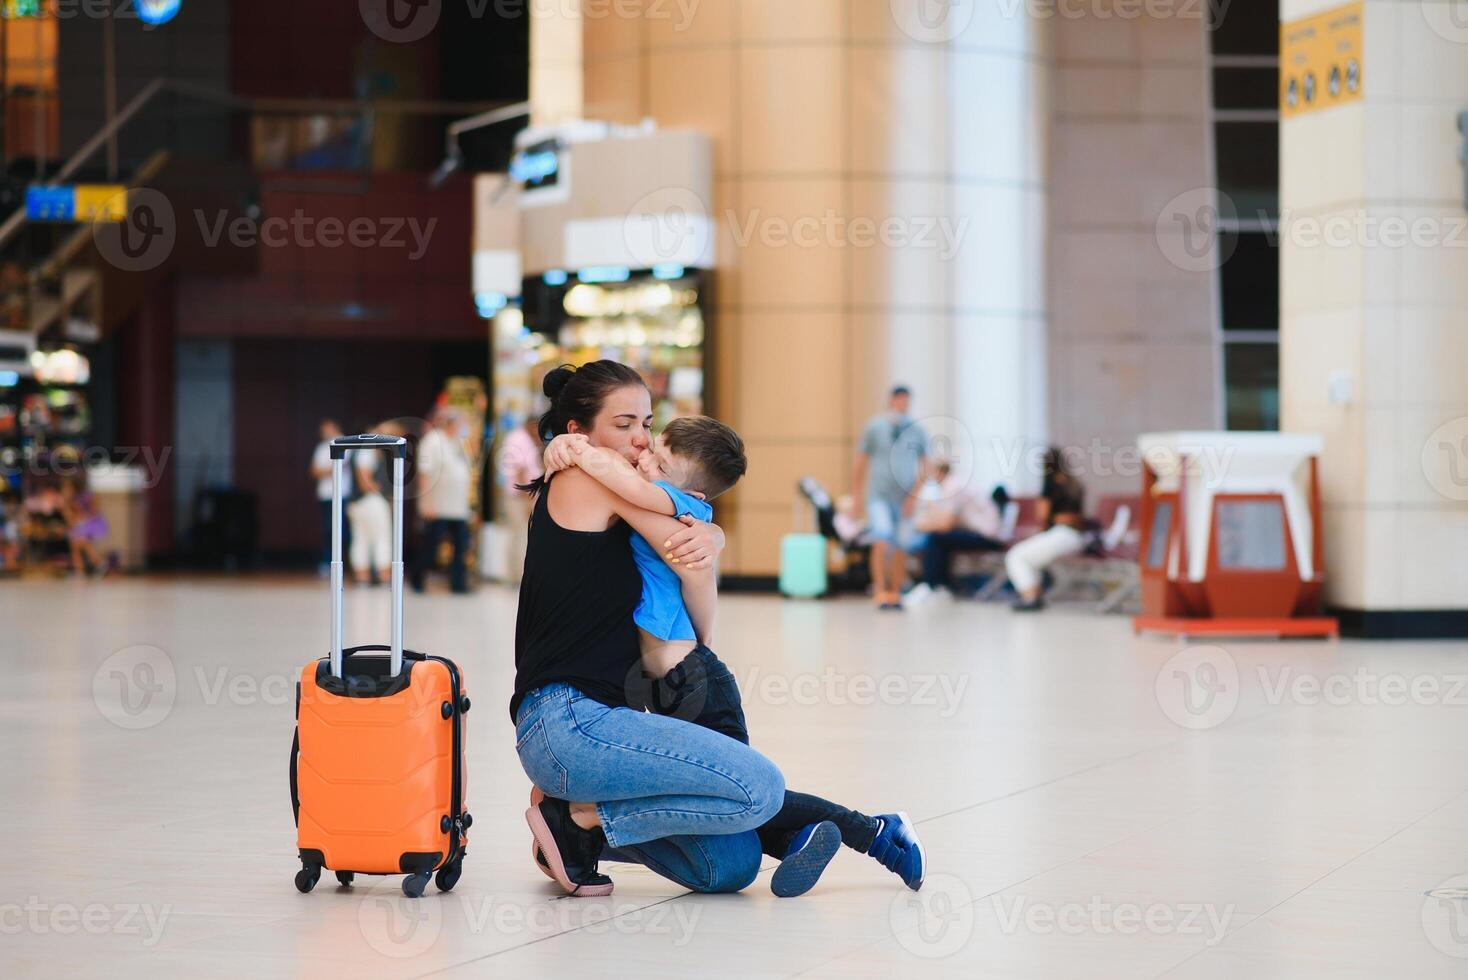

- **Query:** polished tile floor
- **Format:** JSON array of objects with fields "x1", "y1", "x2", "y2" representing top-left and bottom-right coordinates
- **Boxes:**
[{"x1": 5, "y1": 577, "x2": 1468, "y2": 978}]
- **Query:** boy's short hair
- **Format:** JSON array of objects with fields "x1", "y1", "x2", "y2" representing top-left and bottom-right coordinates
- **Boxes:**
[{"x1": 662, "y1": 415, "x2": 747, "y2": 499}]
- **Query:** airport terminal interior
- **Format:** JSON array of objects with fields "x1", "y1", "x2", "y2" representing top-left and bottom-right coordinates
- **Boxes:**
[{"x1": 3, "y1": 1, "x2": 1468, "y2": 977}]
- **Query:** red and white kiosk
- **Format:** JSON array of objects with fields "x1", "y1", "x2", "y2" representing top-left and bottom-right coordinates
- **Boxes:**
[{"x1": 1133, "y1": 431, "x2": 1338, "y2": 639}]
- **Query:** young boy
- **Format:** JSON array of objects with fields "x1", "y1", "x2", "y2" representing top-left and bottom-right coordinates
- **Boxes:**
[{"x1": 542, "y1": 416, "x2": 925, "y2": 897}]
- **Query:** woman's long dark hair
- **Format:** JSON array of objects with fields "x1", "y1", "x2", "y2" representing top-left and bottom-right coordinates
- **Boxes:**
[{"x1": 517, "y1": 360, "x2": 648, "y2": 497}]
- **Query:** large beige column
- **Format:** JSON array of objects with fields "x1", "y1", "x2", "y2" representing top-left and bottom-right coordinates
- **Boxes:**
[
  {"x1": 530, "y1": 1, "x2": 585, "y2": 125},
  {"x1": 1280, "y1": 0, "x2": 1468, "y2": 633},
  {"x1": 579, "y1": 1, "x2": 1052, "y2": 574}
]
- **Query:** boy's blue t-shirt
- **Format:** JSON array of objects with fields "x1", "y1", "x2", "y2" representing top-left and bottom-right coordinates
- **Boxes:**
[{"x1": 631, "y1": 480, "x2": 714, "y2": 642}]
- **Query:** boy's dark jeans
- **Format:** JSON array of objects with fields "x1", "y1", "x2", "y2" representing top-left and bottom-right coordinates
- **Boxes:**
[{"x1": 637, "y1": 645, "x2": 880, "y2": 860}]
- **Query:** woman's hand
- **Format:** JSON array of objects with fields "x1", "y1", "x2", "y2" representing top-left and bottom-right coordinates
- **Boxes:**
[
  {"x1": 663, "y1": 516, "x2": 725, "y2": 571},
  {"x1": 542, "y1": 433, "x2": 589, "y2": 474}
]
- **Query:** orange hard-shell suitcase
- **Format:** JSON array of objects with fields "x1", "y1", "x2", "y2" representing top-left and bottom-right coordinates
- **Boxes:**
[{"x1": 289, "y1": 434, "x2": 470, "y2": 898}]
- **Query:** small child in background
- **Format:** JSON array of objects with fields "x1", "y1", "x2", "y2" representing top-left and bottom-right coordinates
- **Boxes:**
[{"x1": 62, "y1": 478, "x2": 110, "y2": 576}]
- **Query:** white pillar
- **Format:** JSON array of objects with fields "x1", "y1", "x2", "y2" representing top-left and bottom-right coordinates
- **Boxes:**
[{"x1": 946, "y1": 11, "x2": 1050, "y2": 495}]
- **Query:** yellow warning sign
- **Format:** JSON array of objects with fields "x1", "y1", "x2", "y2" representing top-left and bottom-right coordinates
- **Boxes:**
[
  {"x1": 73, "y1": 185, "x2": 128, "y2": 223},
  {"x1": 1281, "y1": 2, "x2": 1363, "y2": 118}
]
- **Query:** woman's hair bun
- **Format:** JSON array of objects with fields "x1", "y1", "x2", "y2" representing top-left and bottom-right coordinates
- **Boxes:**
[{"x1": 542, "y1": 364, "x2": 575, "y2": 401}]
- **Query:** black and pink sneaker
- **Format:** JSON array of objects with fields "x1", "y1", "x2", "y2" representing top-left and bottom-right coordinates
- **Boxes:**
[{"x1": 525, "y1": 790, "x2": 614, "y2": 897}]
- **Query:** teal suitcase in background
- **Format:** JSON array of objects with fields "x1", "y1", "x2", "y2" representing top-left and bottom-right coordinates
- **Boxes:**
[{"x1": 780, "y1": 533, "x2": 828, "y2": 598}]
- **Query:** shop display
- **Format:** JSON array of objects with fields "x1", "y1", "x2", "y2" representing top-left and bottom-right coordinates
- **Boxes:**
[
  {"x1": 490, "y1": 268, "x2": 711, "y2": 521},
  {"x1": 0, "y1": 346, "x2": 98, "y2": 573},
  {"x1": 504, "y1": 268, "x2": 709, "y2": 419}
]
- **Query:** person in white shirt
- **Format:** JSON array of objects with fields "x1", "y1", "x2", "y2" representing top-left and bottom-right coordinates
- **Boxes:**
[
  {"x1": 310, "y1": 419, "x2": 350, "y2": 576},
  {"x1": 498, "y1": 416, "x2": 543, "y2": 586},
  {"x1": 905, "y1": 462, "x2": 1009, "y2": 605},
  {"x1": 348, "y1": 423, "x2": 394, "y2": 585},
  {"x1": 411, "y1": 409, "x2": 473, "y2": 594}
]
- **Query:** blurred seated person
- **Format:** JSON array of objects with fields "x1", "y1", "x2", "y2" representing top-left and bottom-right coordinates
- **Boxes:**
[
  {"x1": 1007, "y1": 448, "x2": 1086, "y2": 612},
  {"x1": 905, "y1": 463, "x2": 1009, "y2": 606},
  {"x1": 831, "y1": 493, "x2": 870, "y2": 547},
  {"x1": 18, "y1": 476, "x2": 85, "y2": 572}
]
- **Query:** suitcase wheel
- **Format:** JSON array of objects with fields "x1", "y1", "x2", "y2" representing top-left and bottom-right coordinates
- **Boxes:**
[
  {"x1": 294, "y1": 866, "x2": 320, "y2": 893},
  {"x1": 335, "y1": 871, "x2": 355, "y2": 887},
  {"x1": 402, "y1": 872, "x2": 431, "y2": 898},
  {"x1": 435, "y1": 860, "x2": 463, "y2": 893}
]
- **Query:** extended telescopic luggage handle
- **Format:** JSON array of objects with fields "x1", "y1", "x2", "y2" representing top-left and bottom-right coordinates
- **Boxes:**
[{"x1": 329, "y1": 434, "x2": 408, "y2": 679}]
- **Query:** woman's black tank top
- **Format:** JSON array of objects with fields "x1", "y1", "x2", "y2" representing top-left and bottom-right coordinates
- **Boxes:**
[{"x1": 510, "y1": 477, "x2": 642, "y2": 721}]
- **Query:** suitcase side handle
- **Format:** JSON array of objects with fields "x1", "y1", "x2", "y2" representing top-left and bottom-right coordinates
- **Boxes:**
[{"x1": 330, "y1": 436, "x2": 407, "y2": 679}]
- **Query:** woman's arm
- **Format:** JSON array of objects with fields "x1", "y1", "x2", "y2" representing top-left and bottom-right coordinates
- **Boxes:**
[
  {"x1": 562, "y1": 471, "x2": 723, "y2": 643},
  {"x1": 545, "y1": 436, "x2": 677, "y2": 516}
]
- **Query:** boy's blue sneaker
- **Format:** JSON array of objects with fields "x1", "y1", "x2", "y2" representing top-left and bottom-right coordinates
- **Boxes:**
[
  {"x1": 868, "y1": 812, "x2": 925, "y2": 891},
  {"x1": 770, "y1": 821, "x2": 841, "y2": 898}
]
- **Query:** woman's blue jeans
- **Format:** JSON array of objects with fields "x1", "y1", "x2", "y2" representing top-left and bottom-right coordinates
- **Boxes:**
[{"x1": 514, "y1": 682, "x2": 786, "y2": 894}]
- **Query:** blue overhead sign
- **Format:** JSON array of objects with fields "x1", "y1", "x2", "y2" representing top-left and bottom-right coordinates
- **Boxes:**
[{"x1": 26, "y1": 186, "x2": 75, "y2": 221}]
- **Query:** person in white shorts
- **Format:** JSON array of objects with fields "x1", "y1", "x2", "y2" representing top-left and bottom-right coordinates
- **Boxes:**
[
  {"x1": 1006, "y1": 448, "x2": 1086, "y2": 612},
  {"x1": 348, "y1": 426, "x2": 393, "y2": 585}
]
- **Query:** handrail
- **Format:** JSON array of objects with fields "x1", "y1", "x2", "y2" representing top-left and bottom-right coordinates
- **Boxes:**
[
  {"x1": 0, "y1": 76, "x2": 527, "y2": 254},
  {"x1": 0, "y1": 77, "x2": 167, "y2": 251}
]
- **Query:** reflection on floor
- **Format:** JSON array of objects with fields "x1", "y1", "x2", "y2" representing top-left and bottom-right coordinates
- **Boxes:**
[{"x1": 4, "y1": 577, "x2": 1468, "y2": 978}]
